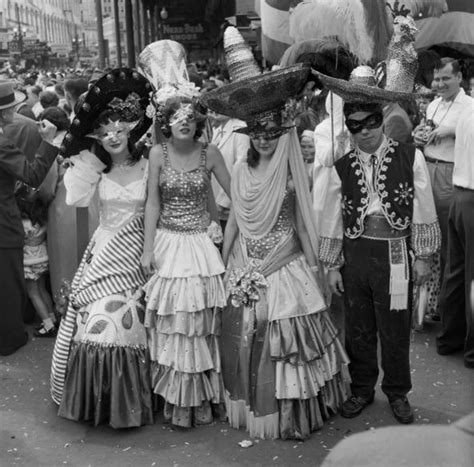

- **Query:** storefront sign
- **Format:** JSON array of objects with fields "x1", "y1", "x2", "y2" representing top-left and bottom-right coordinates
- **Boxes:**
[{"x1": 162, "y1": 22, "x2": 207, "y2": 43}]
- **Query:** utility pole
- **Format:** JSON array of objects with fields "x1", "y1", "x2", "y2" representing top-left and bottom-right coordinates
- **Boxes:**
[
  {"x1": 95, "y1": 0, "x2": 106, "y2": 69},
  {"x1": 125, "y1": 0, "x2": 135, "y2": 67},
  {"x1": 113, "y1": 0, "x2": 122, "y2": 66}
]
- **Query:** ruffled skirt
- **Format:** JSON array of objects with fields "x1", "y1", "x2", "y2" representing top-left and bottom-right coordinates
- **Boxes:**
[
  {"x1": 144, "y1": 229, "x2": 226, "y2": 427},
  {"x1": 222, "y1": 255, "x2": 350, "y2": 440},
  {"x1": 58, "y1": 287, "x2": 154, "y2": 428}
]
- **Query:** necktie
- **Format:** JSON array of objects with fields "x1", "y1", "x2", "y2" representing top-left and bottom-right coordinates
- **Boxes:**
[{"x1": 371, "y1": 154, "x2": 378, "y2": 189}]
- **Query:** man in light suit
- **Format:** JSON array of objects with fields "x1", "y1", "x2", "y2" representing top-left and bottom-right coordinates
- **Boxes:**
[{"x1": 209, "y1": 110, "x2": 250, "y2": 230}]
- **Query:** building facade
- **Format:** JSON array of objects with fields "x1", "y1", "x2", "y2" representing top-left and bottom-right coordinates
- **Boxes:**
[{"x1": 0, "y1": 0, "x2": 83, "y2": 65}]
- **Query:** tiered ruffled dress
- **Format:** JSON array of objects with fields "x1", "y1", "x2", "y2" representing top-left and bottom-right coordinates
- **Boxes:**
[
  {"x1": 55, "y1": 161, "x2": 154, "y2": 428},
  {"x1": 222, "y1": 183, "x2": 350, "y2": 440},
  {"x1": 144, "y1": 143, "x2": 226, "y2": 427}
]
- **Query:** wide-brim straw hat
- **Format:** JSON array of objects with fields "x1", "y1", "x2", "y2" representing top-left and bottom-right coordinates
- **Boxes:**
[
  {"x1": 60, "y1": 68, "x2": 152, "y2": 156},
  {"x1": 201, "y1": 63, "x2": 310, "y2": 121},
  {"x1": 200, "y1": 27, "x2": 311, "y2": 121},
  {"x1": 312, "y1": 66, "x2": 416, "y2": 104},
  {"x1": 0, "y1": 81, "x2": 26, "y2": 110}
]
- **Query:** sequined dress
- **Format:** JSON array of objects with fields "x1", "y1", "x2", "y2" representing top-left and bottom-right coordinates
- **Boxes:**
[
  {"x1": 53, "y1": 159, "x2": 154, "y2": 428},
  {"x1": 144, "y1": 143, "x2": 226, "y2": 427},
  {"x1": 221, "y1": 182, "x2": 350, "y2": 440}
]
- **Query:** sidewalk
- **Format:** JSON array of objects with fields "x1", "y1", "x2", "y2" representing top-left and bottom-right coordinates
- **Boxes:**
[{"x1": 1, "y1": 322, "x2": 472, "y2": 467}]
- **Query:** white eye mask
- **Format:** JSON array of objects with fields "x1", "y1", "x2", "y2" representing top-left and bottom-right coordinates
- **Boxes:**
[
  {"x1": 169, "y1": 103, "x2": 197, "y2": 127},
  {"x1": 86, "y1": 120, "x2": 138, "y2": 142}
]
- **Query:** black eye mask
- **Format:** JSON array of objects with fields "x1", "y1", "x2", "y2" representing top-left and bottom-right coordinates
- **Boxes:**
[{"x1": 346, "y1": 112, "x2": 384, "y2": 134}]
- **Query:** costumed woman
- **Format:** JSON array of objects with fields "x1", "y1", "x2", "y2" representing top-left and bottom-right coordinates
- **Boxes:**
[
  {"x1": 50, "y1": 68, "x2": 155, "y2": 428},
  {"x1": 138, "y1": 41, "x2": 231, "y2": 428},
  {"x1": 201, "y1": 27, "x2": 350, "y2": 440}
]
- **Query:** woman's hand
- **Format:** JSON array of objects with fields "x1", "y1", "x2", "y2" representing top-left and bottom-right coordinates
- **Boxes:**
[
  {"x1": 328, "y1": 269, "x2": 344, "y2": 297},
  {"x1": 140, "y1": 251, "x2": 157, "y2": 277},
  {"x1": 38, "y1": 119, "x2": 57, "y2": 144}
]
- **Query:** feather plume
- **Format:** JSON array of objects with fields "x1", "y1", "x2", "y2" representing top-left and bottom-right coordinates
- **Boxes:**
[
  {"x1": 386, "y1": 0, "x2": 447, "y2": 19},
  {"x1": 289, "y1": 0, "x2": 376, "y2": 64},
  {"x1": 279, "y1": 39, "x2": 356, "y2": 84}
]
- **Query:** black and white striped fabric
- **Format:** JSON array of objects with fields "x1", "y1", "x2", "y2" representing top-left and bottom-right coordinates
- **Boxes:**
[{"x1": 50, "y1": 215, "x2": 147, "y2": 405}]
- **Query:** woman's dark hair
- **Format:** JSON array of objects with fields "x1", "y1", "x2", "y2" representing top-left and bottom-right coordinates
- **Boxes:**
[
  {"x1": 39, "y1": 107, "x2": 70, "y2": 132},
  {"x1": 160, "y1": 96, "x2": 205, "y2": 139},
  {"x1": 64, "y1": 78, "x2": 89, "y2": 102},
  {"x1": 15, "y1": 185, "x2": 49, "y2": 226},
  {"x1": 247, "y1": 141, "x2": 261, "y2": 168},
  {"x1": 39, "y1": 90, "x2": 59, "y2": 109},
  {"x1": 343, "y1": 102, "x2": 383, "y2": 118},
  {"x1": 91, "y1": 108, "x2": 144, "y2": 173}
]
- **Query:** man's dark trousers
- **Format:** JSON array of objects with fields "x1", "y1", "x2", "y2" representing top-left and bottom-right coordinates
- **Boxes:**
[
  {"x1": 437, "y1": 187, "x2": 474, "y2": 367},
  {"x1": 341, "y1": 236, "x2": 412, "y2": 401}
]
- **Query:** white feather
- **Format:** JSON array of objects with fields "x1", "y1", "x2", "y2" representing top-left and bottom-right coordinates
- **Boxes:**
[{"x1": 289, "y1": 0, "x2": 374, "y2": 64}]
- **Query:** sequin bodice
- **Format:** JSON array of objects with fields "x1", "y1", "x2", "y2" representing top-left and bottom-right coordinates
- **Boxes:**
[
  {"x1": 158, "y1": 143, "x2": 211, "y2": 233},
  {"x1": 245, "y1": 184, "x2": 296, "y2": 260}
]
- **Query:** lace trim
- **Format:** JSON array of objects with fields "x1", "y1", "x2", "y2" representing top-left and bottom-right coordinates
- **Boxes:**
[
  {"x1": 318, "y1": 237, "x2": 344, "y2": 268},
  {"x1": 411, "y1": 220, "x2": 442, "y2": 259}
]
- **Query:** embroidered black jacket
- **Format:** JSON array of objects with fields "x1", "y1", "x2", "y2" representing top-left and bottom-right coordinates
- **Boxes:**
[{"x1": 334, "y1": 139, "x2": 416, "y2": 239}]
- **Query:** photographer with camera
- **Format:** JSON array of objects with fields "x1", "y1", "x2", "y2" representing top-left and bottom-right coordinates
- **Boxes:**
[{"x1": 412, "y1": 58, "x2": 472, "y2": 313}]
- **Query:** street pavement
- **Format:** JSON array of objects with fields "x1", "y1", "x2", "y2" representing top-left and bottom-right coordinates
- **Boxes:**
[{"x1": 1, "y1": 321, "x2": 472, "y2": 467}]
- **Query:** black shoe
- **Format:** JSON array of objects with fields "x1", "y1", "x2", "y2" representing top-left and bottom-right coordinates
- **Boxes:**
[
  {"x1": 340, "y1": 394, "x2": 374, "y2": 418},
  {"x1": 437, "y1": 344, "x2": 463, "y2": 356},
  {"x1": 389, "y1": 397, "x2": 414, "y2": 424},
  {"x1": 34, "y1": 325, "x2": 57, "y2": 338}
]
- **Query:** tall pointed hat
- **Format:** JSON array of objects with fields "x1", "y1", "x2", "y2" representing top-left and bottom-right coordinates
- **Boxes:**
[{"x1": 200, "y1": 26, "x2": 311, "y2": 124}]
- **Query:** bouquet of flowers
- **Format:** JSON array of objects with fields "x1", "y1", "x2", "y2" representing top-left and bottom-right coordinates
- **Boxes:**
[
  {"x1": 228, "y1": 261, "x2": 268, "y2": 308},
  {"x1": 207, "y1": 220, "x2": 224, "y2": 244},
  {"x1": 54, "y1": 279, "x2": 72, "y2": 318}
]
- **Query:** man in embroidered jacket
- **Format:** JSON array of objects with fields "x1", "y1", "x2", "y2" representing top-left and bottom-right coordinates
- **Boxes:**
[{"x1": 319, "y1": 102, "x2": 441, "y2": 424}]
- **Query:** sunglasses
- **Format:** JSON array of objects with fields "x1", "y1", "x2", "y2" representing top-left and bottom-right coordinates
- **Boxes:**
[{"x1": 346, "y1": 113, "x2": 384, "y2": 134}]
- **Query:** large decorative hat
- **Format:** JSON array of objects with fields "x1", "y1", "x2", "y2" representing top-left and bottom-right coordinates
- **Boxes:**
[
  {"x1": 0, "y1": 81, "x2": 26, "y2": 110},
  {"x1": 138, "y1": 40, "x2": 201, "y2": 113},
  {"x1": 200, "y1": 26, "x2": 311, "y2": 126},
  {"x1": 313, "y1": 65, "x2": 415, "y2": 104},
  {"x1": 60, "y1": 68, "x2": 152, "y2": 156},
  {"x1": 312, "y1": 1, "x2": 419, "y2": 104}
]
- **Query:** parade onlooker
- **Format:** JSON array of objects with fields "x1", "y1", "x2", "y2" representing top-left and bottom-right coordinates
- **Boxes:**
[
  {"x1": 64, "y1": 77, "x2": 88, "y2": 121},
  {"x1": 0, "y1": 82, "x2": 58, "y2": 356},
  {"x1": 383, "y1": 102, "x2": 413, "y2": 143},
  {"x1": 15, "y1": 86, "x2": 36, "y2": 120},
  {"x1": 300, "y1": 129, "x2": 316, "y2": 184},
  {"x1": 4, "y1": 112, "x2": 42, "y2": 161},
  {"x1": 208, "y1": 109, "x2": 249, "y2": 229},
  {"x1": 15, "y1": 184, "x2": 56, "y2": 337},
  {"x1": 27, "y1": 85, "x2": 43, "y2": 119},
  {"x1": 437, "y1": 98, "x2": 474, "y2": 368},
  {"x1": 39, "y1": 90, "x2": 59, "y2": 113},
  {"x1": 317, "y1": 67, "x2": 441, "y2": 425},
  {"x1": 413, "y1": 58, "x2": 472, "y2": 295}
]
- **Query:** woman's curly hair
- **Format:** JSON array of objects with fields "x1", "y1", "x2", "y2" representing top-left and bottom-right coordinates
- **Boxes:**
[{"x1": 160, "y1": 96, "x2": 206, "y2": 140}]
